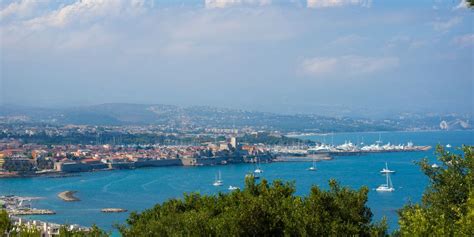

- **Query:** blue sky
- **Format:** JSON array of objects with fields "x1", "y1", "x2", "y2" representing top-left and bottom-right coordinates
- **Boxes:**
[{"x1": 0, "y1": 0, "x2": 472, "y2": 116}]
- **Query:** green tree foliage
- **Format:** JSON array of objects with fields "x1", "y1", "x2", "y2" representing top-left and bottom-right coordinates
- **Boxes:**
[
  {"x1": 118, "y1": 177, "x2": 387, "y2": 236},
  {"x1": 397, "y1": 145, "x2": 473, "y2": 236},
  {"x1": 59, "y1": 224, "x2": 109, "y2": 237},
  {"x1": 0, "y1": 210, "x2": 41, "y2": 237},
  {"x1": 0, "y1": 209, "x2": 13, "y2": 235}
]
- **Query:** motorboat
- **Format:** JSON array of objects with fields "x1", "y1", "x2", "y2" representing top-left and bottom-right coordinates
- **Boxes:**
[{"x1": 380, "y1": 162, "x2": 395, "y2": 174}]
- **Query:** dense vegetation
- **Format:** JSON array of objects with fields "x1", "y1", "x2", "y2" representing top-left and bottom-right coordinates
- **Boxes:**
[
  {"x1": 397, "y1": 145, "x2": 473, "y2": 236},
  {"x1": 117, "y1": 178, "x2": 387, "y2": 236}
]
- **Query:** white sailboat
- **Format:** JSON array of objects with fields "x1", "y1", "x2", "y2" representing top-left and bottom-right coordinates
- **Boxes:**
[
  {"x1": 308, "y1": 159, "x2": 316, "y2": 171},
  {"x1": 375, "y1": 133, "x2": 383, "y2": 145},
  {"x1": 431, "y1": 163, "x2": 439, "y2": 168},
  {"x1": 380, "y1": 162, "x2": 395, "y2": 174},
  {"x1": 213, "y1": 171, "x2": 223, "y2": 186},
  {"x1": 446, "y1": 144, "x2": 452, "y2": 148},
  {"x1": 376, "y1": 172, "x2": 394, "y2": 192},
  {"x1": 254, "y1": 157, "x2": 263, "y2": 174}
]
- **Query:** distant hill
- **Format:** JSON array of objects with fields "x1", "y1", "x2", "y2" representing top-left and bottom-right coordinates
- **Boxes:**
[{"x1": 0, "y1": 103, "x2": 471, "y2": 132}]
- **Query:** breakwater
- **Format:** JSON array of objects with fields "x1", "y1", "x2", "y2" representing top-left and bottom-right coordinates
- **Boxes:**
[{"x1": 58, "y1": 191, "x2": 80, "y2": 202}]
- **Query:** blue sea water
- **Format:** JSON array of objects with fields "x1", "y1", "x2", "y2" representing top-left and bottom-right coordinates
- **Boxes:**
[{"x1": 0, "y1": 130, "x2": 472, "y2": 235}]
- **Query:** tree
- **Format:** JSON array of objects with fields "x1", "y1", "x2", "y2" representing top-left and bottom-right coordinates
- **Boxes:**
[
  {"x1": 0, "y1": 210, "x2": 13, "y2": 235},
  {"x1": 397, "y1": 145, "x2": 473, "y2": 236},
  {"x1": 118, "y1": 177, "x2": 387, "y2": 236},
  {"x1": 59, "y1": 224, "x2": 109, "y2": 237}
]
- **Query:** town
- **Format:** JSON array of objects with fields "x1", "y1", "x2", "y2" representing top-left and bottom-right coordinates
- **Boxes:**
[{"x1": 0, "y1": 128, "x2": 430, "y2": 177}]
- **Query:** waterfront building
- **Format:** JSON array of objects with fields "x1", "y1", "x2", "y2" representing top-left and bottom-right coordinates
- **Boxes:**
[{"x1": 230, "y1": 137, "x2": 237, "y2": 149}]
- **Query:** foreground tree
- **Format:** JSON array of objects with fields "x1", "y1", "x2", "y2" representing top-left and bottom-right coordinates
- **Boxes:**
[
  {"x1": 118, "y1": 178, "x2": 387, "y2": 236},
  {"x1": 0, "y1": 210, "x2": 13, "y2": 235},
  {"x1": 397, "y1": 145, "x2": 473, "y2": 236}
]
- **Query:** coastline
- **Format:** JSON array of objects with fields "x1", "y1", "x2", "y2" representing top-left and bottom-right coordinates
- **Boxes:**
[{"x1": 58, "y1": 191, "x2": 80, "y2": 202}]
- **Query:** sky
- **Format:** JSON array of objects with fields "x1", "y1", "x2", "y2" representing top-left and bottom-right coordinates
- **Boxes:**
[{"x1": 0, "y1": 0, "x2": 473, "y2": 117}]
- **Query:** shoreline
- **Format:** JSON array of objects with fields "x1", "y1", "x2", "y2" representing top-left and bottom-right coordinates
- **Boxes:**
[
  {"x1": 58, "y1": 191, "x2": 80, "y2": 202},
  {"x1": 0, "y1": 147, "x2": 431, "y2": 179}
]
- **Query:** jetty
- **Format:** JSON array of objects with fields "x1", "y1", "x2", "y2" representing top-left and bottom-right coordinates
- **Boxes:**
[
  {"x1": 9, "y1": 209, "x2": 56, "y2": 215},
  {"x1": 58, "y1": 191, "x2": 80, "y2": 202},
  {"x1": 101, "y1": 208, "x2": 127, "y2": 213}
]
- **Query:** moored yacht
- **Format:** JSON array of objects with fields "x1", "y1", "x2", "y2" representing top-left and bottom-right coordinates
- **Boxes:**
[
  {"x1": 308, "y1": 159, "x2": 317, "y2": 171},
  {"x1": 213, "y1": 171, "x2": 223, "y2": 186},
  {"x1": 376, "y1": 172, "x2": 394, "y2": 192},
  {"x1": 380, "y1": 162, "x2": 395, "y2": 174}
]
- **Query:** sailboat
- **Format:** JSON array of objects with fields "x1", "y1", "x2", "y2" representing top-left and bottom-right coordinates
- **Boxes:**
[
  {"x1": 380, "y1": 162, "x2": 395, "y2": 174},
  {"x1": 213, "y1": 171, "x2": 223, "y2": 186},
  {"x1": 446, "y1": 144, "x2": 452, "y2": 148},
  {"x1": 375, "y1": 133, "x2": 383, "y2": 145},
  {"x1": 376, "y1": 172, "x2": 394, "y2": 192},
  {"x1": 308, "y1": 159, "x2": 316, "y2": 171},
  {"x1": 254, "y1": 157, "x2": 263, "y2": 174}
]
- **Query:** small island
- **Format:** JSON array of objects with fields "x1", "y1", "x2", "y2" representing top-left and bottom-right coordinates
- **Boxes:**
[
  {"x1": 58, "y1": 191, "x2": 80, "y2": 202},
  {"x1": 101, "y1": 208, "x2": 127, "y2": 213}
]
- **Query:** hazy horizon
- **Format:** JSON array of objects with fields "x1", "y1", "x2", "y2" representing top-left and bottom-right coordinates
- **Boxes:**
[{"x1": 1, "y1": 0, "x2": 473, "y2": 116}]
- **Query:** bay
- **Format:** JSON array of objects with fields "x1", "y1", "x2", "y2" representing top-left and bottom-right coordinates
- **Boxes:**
[{"x1": 0, "y1": 130, "x2": 472, "y2": 234}]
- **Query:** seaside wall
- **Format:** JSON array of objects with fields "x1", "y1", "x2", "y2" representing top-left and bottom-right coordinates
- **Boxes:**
[
  {"x1": 134, "y1": 159, "x2": 182, "y2": 168},
  {"x1": 181, "y1": 156, "x2": 227, "y2": 166}
]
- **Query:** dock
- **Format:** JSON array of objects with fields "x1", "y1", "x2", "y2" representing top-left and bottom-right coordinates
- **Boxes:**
[{"x1": 9, "y1": 209, "x2": 56, "y2": 215}]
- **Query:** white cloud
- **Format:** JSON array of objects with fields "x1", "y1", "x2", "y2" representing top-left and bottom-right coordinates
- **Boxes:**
[
  {"x1": 205, "y1": 0, "x2": 271, "y2": 8},
  {"x1": 306, "y1": 0, "x2": 372, "y2": 8},
  {"x1": 20, "y1": 0, "x2": 147, "y2": 29},
  {"x1": 433, "y1": 16, "x2": 462, "y2": 32},
  {"x1": 452, "y1": 34, "x2": 474, "y2": 47},
  {"x1": 301, "y1": 55, "x2": 399, "y2": 77},
  {"x1": 0, "y1": 0, "x2": 46, "y2": 20},
  {"x1": 1, "y1": 2, "x2": 298, "y2": 57}
]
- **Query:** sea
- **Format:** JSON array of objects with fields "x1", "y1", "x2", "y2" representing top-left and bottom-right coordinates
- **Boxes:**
[{"x1": 0, "y1": 130, "x2": 472, "y2": 235}]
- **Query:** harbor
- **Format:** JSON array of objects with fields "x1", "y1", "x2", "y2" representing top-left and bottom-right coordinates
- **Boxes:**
[
  {"x1": 0, "y1": 195, "x2": 55, "y2": 216},
  {"x1": 271, "y1": 141, "x2": 432, "y2": 158}
]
